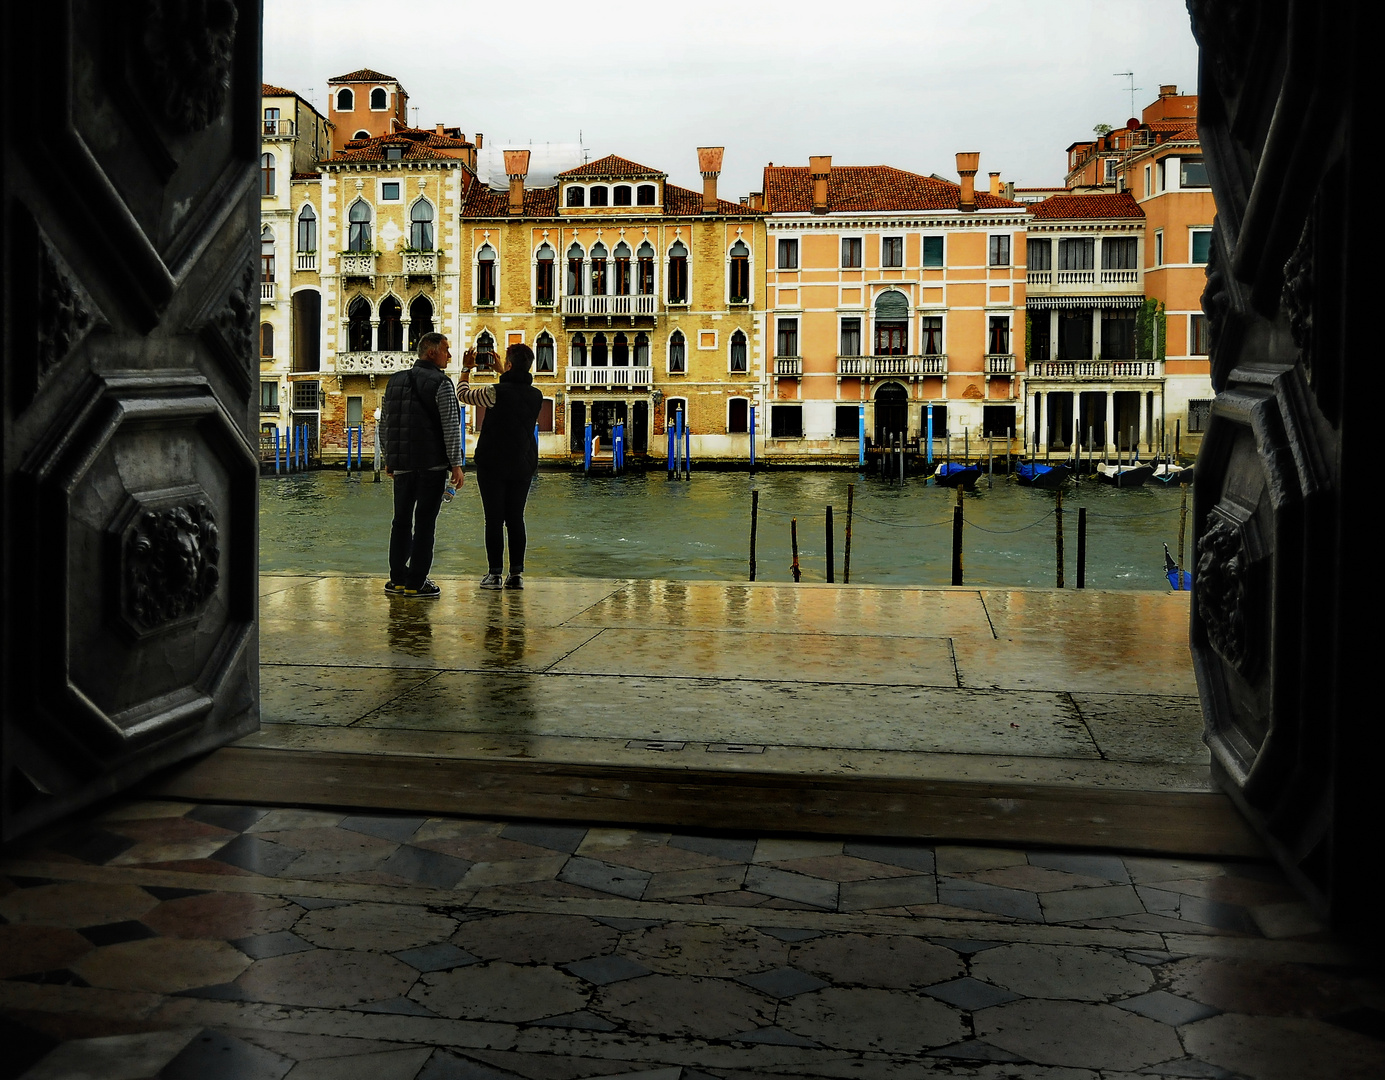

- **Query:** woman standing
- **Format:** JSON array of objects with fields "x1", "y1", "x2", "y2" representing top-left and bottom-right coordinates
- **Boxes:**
[{"x1": 457, "y1": 343, "x2": 544, "y2": 589}]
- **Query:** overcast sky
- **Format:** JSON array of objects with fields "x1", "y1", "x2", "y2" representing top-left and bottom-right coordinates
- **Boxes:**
[{"x1": 264, "y1": 0, "x2": 1199, "y2": 198}]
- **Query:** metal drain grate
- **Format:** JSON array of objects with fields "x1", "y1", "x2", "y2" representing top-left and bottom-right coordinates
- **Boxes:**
[
  {"x1": 706, "y1": 743, "x2": 766, "y2": 754},
  {"x1": 625, "y1": 740, "x2": 686, "y2": 752}
]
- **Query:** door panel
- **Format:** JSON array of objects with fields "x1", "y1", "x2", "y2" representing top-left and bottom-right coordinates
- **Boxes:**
[
  {"x1": 1188, "y1": 1, "x2": 1375, "y2": 926},
  {"x1": 3, "y1": 1, "x2": 262, "y2": 839}
]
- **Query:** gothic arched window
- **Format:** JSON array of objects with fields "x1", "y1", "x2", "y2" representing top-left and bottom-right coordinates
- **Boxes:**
[
  {"x1": 409, "y1": 201, "x2": 434, "y2": 250},
  {"x1": 347, "y1": 200, "x2": 372, "y2": 252}
]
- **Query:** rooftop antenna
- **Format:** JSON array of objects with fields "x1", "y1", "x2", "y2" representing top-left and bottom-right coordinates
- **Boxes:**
[
  {"x1": 1114, "y1": 72, "x2": 1140, "y2": 120},
  {"x1": 411, "y1": 106, "x2": 420, "y2": 128}
]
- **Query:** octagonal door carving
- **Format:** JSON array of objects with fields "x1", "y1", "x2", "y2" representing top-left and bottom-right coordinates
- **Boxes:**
[{"x1": 2, "y1": 1, "x2": 262, "y2": 839}]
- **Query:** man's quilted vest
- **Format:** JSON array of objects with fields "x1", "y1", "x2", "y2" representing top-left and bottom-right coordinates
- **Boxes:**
[{"x1": 381, "y1": 361, "x2": 447, "y2": 471}]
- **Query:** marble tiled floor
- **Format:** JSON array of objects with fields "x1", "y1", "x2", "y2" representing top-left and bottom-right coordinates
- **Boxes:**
[{"x1": 3, "y1": 799, "x2": 1382, "y2": 1079}]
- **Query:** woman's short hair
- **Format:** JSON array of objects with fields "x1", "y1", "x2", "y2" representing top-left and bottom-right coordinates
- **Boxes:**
[{"x1": 506, "y1": 342, "x2": 535, "y2": 373}]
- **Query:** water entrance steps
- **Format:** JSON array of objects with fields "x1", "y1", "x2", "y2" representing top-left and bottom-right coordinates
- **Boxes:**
[{"x1": 151, "y1": 577, "x2": 1261, "y2": 859}]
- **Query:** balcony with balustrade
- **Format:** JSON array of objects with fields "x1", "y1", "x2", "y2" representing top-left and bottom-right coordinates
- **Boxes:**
[
  {"x1": 260, "y1": 281, "x2": 275, "y2": 304},
  {"x1": 333, "y1": 351, "x2": 415, "y2": 377},
  {"x1": 262, "y1": 118, "x2": 297, "y2": 138},
  {"x1": 836, "y1": 355, "x2": 948, "y2": 378},
  {"x1": 295, "y1": 252, "x2": 317, "y2": 272},
  {"x1": 562, "y1": 293, "x2": 659, "y2": 326},
  {"x1": 774, "y1": 357, "x2": 802, "y2": 376},
  {"x1": 402, "y1": 251, "x2": 438, "y2": 279},
  {"x1": 985, "y1": 354, "x2": 1016, "y2": 374},
  {"x1": 565, "y1": 365, "x2": 654, "y2": 388},
  {"x1": 339, "y1": 252, "x2": 377, "y2": 280},
  {"x1": 1025, "y1": 266, "x2": 1143, "y2": 296},
  {"x1": 1027, "y1": 359, "x2": 1164, "y2": 380}
]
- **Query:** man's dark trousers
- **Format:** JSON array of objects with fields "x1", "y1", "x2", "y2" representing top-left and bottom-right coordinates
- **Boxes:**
[{"x1": 389, "y1": 469, "x2": 448, "y2": 588}]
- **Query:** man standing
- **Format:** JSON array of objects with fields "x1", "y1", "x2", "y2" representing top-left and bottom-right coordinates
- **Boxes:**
[{"x1": 379, "y1": 332, "x2": 464, "y2": 598}]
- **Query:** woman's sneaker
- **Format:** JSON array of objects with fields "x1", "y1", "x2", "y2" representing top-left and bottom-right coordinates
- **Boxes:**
[
  {"x1": 479, "y1": 573, "x2": 503, "y2": 590},
  {"x1": 504, "y1": 573, "x2": 523, "y2": 590}
]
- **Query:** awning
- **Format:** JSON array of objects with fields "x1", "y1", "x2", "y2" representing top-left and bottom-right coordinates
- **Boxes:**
[{"x1": 1026, "y1": 295, "x2": 1145, "y2": 309}]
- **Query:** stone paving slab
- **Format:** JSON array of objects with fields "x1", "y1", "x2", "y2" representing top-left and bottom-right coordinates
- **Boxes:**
[{"x1": 1, "y1": 799, "x2": 1376, "y2": 1080}]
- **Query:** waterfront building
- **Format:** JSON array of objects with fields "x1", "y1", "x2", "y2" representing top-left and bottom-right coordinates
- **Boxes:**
[
  {"x1": 760, "y1": 156, "x2": 1028, "y2": 455},
  {"x1": 457, "y1": 149, "x2": 766, "y2": 461},
  {"x1": 1033, "y1": 85, "x2": 1214, "y2": 455},
  {"x1": 258, "y1": 84, "x2": 332, "y2": 442},
  {"x1": 1022, "y1": 191, "x2": 1157, "y2": 456}
]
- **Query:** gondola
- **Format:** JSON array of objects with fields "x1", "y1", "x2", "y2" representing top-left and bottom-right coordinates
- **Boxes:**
[
  {"x1": 1164, "y1": 544, "x2": 1192, "y2": 590},
  {"x1": 931, "y1": 462, "x2": 981, "y2": 490},
  {"x1": 1150, "y1": 462, "x2": 1191, "y2": 485},
  {"x1": 1014, "y1": 461, "x2": 1072, "y2": 489},
  {"x1": 1096, "y1": 461, "x2": 1154, "y2": 487}
]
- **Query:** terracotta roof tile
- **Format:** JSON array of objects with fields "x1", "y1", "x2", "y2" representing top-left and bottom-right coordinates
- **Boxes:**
[
  {"x1": 329, "y1": 68, "x2": 398, "y2": 84},
  {"x1": 462, "y1": 186, "x2": 560, "y2": 217},
  {"x1": 262, "y1": 82, "x2": 296, "y2": 97},
  {"x1": 327, "y1": 127, "x2": 473, "y2": 164},
  {"x1": 1028, "y1": 192, "x2": 1144, "y2": 220},
  {"x1": 556, "y1": 154, "x2": 666, "y2": 179},
  {"x1": 763, "y1": 165, "x2": 1021, "y2": 214},
  {"x1": 663, "y1": 183, "x2": 761, "y2": 216}
]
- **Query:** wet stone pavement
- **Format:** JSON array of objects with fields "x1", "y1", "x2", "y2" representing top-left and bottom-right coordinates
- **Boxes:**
[{"x1": 3, "y1": 800, "x2": 1383, "y2": 1079}]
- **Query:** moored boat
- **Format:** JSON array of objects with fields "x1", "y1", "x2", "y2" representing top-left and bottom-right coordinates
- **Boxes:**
[
  {"x1": 1014, "y1": 461, "x2": 1072, "y2": 488},
  {"x1": 1151, "y1": 463, "x2": 1191, "y2": 485},
  {"x1": 932, "y1": 462, "x2": 981, "y2": 490},
  {"x1": 1164, "y1": 544, "x2": 1192, "y2": 590},
  {"x1": 1096, "y1": 461, "x2": 1154, "y2": 487}
]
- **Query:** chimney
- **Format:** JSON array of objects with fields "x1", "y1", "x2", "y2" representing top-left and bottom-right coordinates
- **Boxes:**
[
  {"x1": 436, "y1": 123, "x2": 445, "y2": 136},
  {"x1": 809, "y1": 155, "x2": 831, "y2": 214},
  {"x1": 698, "y1": 146, "x2": 724, "y2": 213},
  {"x1": 956, "y1": 152, "x2": 980, "y2": 211},
  {"x1": 475, "y1": 132, "x2": 484, "y2": 149},
  {"x1": 504, "y1": 149, "x2": 530, "y2": 216},
  {"x1": 989, "y1": 171, "x2": 1001, "y2": 197},
  {"x1": 1159, "y1": 84, "x2": 1177, "y2": 97}
]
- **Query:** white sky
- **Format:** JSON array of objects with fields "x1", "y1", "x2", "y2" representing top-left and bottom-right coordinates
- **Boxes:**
[{"x1": 264, "y1": 0, "x2": 1199, "y2": 198}]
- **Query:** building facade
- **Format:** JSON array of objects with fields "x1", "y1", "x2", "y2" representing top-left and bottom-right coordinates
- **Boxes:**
[
  {"x1": 456, "y1": 150, "x2": 766, "y2": 462},
  {"x1": 760, "y1": 155, "x2": 1028, "y2": 454}
]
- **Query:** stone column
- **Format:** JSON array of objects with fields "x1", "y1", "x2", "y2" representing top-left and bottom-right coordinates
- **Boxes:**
[
  {"x1": 1104, "y1": 391, "x2": 1115, "y2": 458},
  {"x1": 370, "y1": 319, "x2": 380, "y2": 352},
  {"x1": 1037, "y1": 391, "x2": 1047, "y2": 453}
]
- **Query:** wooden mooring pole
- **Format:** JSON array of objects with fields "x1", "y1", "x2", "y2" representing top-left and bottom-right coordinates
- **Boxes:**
[
  {"x1": 826, "y1": 506, "x2": 835, "y2": 583},
  {"x1": 790, "y1": 518, "x2": 802, "y2": 583},
  {"x1": 1177, "y1": 482, "x2": 1189, "y2": 580},
  {"x1": 843, "y1": 484, "x2": 855, "y2": 584},
  {"x1": 1076, "y1": 505, "x2": 1087, "y2": 589},
  {"x1": 749, "y1": 490, "x2": 759, "y2": 582},
  {"x1": 951, "y1": 486, "x2": 964, "y2": 586},
  {"x1": 1056, "y1": 488, "x2": 1066, "y2": 589}
]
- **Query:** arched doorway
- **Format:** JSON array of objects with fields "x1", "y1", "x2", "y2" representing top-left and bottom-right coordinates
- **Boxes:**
[{"x1": 874, "y1": 382, "x2": 908, "y2": 445}]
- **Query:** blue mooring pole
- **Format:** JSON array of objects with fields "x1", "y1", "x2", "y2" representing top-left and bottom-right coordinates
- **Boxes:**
[
  {"x1": 858, "y1": 404, "x2": 866, "y2": 469},
  {"x1": 675, "y1": 408, "x2": 684, "y2": 479},
  {"x1": 684, "y1": 423, "x2": 691, "y2": 478},
  {"x1": 666, "y1": 424, "x2": 674, "y2": 478},
  {"x1": 926, "y1": 405, "x2": 935, "y2": 466},
  {"x1": 288, "y1": 424, "x2": 295, "y2": 472},
  {"x1": 584, "y1": 422, "x2": 593, "y2": 472},
  {"x1": 273, "y1": 427, "x2": 281, "y2": 474},
  {"x1": 614, "y1": 423, "x2": 624, "y2": 474},
  {"x1": 459, "y1": 405, "x2": 467, "y2": 467},
  {"x1": 749, "y1": 405, "x2": 756, "y2": 473}
]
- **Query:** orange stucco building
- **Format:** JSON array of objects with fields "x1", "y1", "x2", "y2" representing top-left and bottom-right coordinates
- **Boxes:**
[{"x1": 760, "y1": 155, "x2": 1027, "y2": 453}]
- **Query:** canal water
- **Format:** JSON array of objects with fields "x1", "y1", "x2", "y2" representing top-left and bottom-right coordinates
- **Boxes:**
[{"x1": 260, "y1": 468, "x2": 1191, "y2": 590}]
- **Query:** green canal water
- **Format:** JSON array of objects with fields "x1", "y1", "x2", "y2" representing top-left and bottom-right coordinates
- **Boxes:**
[{"x1": 260, "y1": 468, "x2": 1191, "y2": 590}]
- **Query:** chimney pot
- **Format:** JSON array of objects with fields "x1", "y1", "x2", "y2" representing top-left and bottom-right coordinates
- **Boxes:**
[
  {"x1": 505, "y1": 149, "x2": 530, "y2": 215},
  {"x1": 956, "y1": 152, "x2": 980, "y2": 211},
  {"x1": 475, "y1": 132, "x2": 484, "y2": 149},
  {"x1": 436, "y1": 123, "x2": 445, "y2": 135},
  {"x1": 1160, "y1": 84, "x2": 1177, "y2": 97},
  {"x1": 697, "y1": 146, "x2": 724, "y2": 213},
  {"x1": 989, "y1": 171, "x2": 1001, "y2": 197},
  {"x1": 809, "y1": 154, "x2": 832, "y2": 214}
]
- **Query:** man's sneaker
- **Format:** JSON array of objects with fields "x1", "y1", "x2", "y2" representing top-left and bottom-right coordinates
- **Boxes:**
[
  {"x1": 404, "y1": 579, "x2": 441, "y2": 598},
  {"x1": 479, "y1": 573, "x2": 503, "y2": 590},
  {"x1": 503, "y1": 573, "x2": 524, "y2": 590},
  {"x1": 384, "y1": 580, "x2": 405, "y2": 594}
]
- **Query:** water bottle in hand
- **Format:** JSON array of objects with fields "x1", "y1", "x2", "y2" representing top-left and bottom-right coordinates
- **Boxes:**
[{"x1": 442, "y1": 483, "x2": 457, "y2": 504}]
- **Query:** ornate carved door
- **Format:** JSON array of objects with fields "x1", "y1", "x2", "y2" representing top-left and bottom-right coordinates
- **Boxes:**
[
  {"x1": 2, "y1": 1, "x2": 262, "y2": 839},
  {"x1": 1188, "y1": 1, "x2": 1376, "y2": 928}
]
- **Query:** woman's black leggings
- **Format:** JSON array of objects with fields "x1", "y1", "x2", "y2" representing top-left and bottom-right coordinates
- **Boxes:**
[{"x1": 476, "y1": 469, "x2": 532, "y2": 573}]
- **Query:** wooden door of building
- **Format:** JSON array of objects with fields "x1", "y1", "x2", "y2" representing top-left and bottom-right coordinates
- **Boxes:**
[
  {"x1": 1188, "y1": 0, "x2": 1378, "y2": 930},
  {"x1": 1, "y1": 2, "x2": 262, "y2": 840}
]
